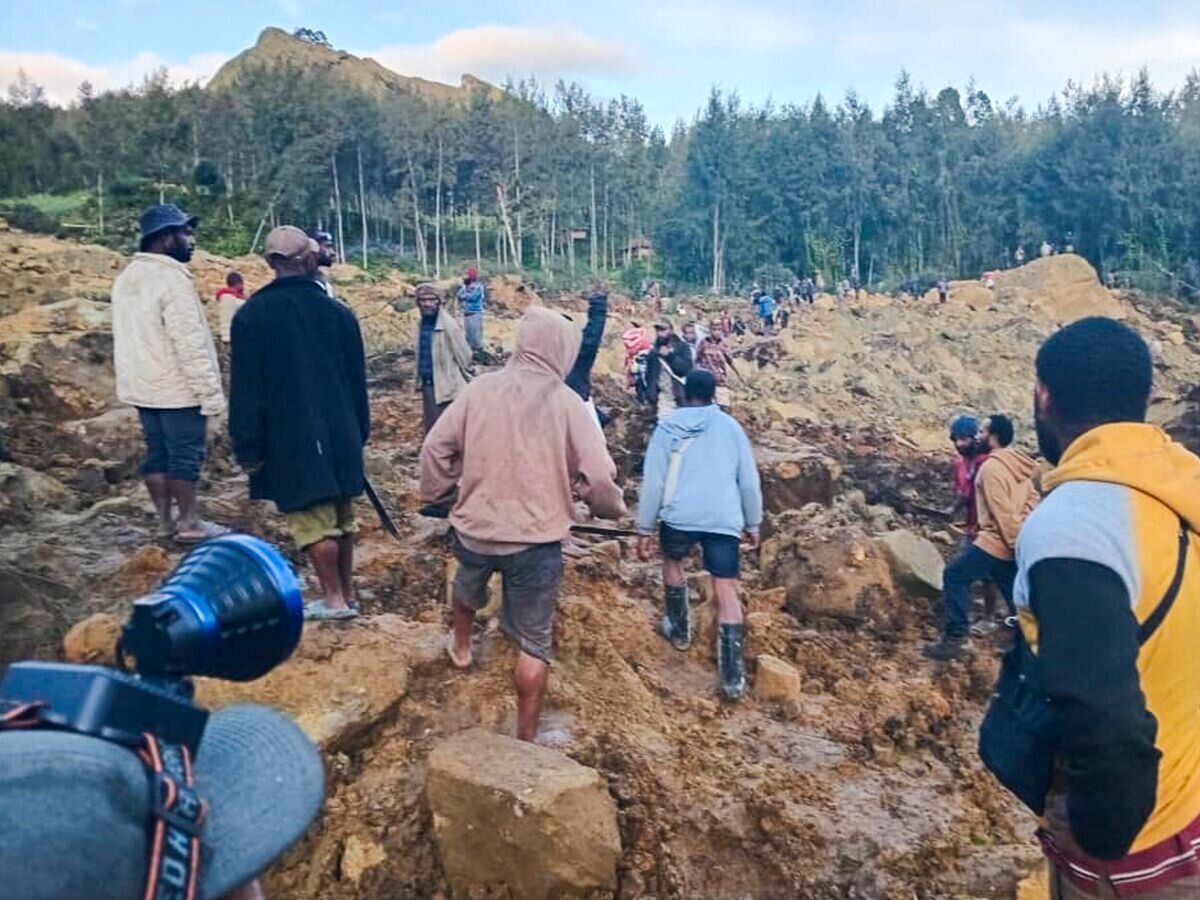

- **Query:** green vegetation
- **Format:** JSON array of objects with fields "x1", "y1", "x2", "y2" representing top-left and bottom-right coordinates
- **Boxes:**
[{"x1": 2, "y1": 57, "x2": 1199, "y2": 299}]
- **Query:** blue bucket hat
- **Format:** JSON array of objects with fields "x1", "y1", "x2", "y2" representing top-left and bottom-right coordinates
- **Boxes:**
[
  {"x1": 139, "y1": 204, "x2": 199, "y2": 245},
  {"x1": 949, "y1": 415, "x2": 979, "y2": 439}
]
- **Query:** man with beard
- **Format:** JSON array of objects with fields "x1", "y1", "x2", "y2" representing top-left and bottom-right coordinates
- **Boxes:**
[
  {"x1": 948, "y1": 415, "x2": 985, "y2": 533},
  {"x1": 415, "y1": 283, "x2": 472, "y2": 434},
  {"x1": 926, "y1": 414, "x2": 1039, "y2": 660},
  {"x1": 981, "y1": 317, "x2": 1200, "y2": 896},
  {"x1": 111, "y1": 204, "x2": 226, "y2": 543},
  {"x1": 307, "y1": 229, "x2": 338, "y2": 299}
]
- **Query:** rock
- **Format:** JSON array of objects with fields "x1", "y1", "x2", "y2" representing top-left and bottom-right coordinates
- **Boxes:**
[
  {"x1": 755, "y1": 655, "x2": 801, "y2": 703},
  {"x1": 62, "y1": 407, "x2": 143, "y2": 482},
  {"x1": 1166, "y1": 330, "x2": 1186, "y2": 346},
  {"x1": 196, "y1": 616, "x2": 443, "y2": 752},
  {"x1": 811, "y1": 296, "x2": 836, "y2": 311},
  {"x1": 62, "y1": 612, "x2": 123, "y2": 665},
  {"x1": 1016, "y1": 862, "x2": 1050, "y2": 900},
  {"x1": 879, "y1": 530, "x2": 945, "y2": 595},
  {"x1": 340, "y1": 834, "x2": 387, "y2": 884},
  {"x1": 0, "y1": 462, "x2": 72, "y2": 524},
  {"x1": 427, "y1": 728, "x2": 621, "y2": 899},
  {"x1": 758, "y1": 448, "x2": 841, "y2": 512},
  {"x1": 763, "y1": 527, "x2": 897, "y2": 625}
]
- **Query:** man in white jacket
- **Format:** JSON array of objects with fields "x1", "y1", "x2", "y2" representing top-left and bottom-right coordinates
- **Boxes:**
[{"x1": 111, "y1": 204, "x2": 226, "y2": 543}]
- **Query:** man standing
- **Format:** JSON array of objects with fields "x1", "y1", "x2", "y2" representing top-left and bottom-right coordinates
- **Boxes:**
[
  {"x1": 111, "y1": 203, "x2": 226, "y2": 543},
  {"x1": 457, "y1": 267, "x2": 486, "y2": 356},
  {"x1": 644, "y1": 321, "x2": 692, "y2": 421},
  {"x1": 307, "y1": 229, "x2": 338, "y2": 299},
  {"x1": 421, "y1": 306, "x2": 626, "y2": 742},
  {"x1": 415, "y1": 284, "x2": 472, "y2": 434},
  {"x1": 680, "y1": 321, "x2": 704, "y2": 364},
  {"x1": 937, "y1": 277, "x2": 950, "y2": 304},
  {"x1": 982, "y1": 317, "x2": 1200, "y2": 896},
  {"x1": 948, "y1": 415, "x2": 985, "y2": 531},
  {"x1": 695, "y1": 326, "x2": 737, "y2": 411},
  {"x1": 230, "y1": 226, "x2": 369, "y2": 621},
  {"x1": 636, "y1": 370, "x2": 762, "y2": 701},
  {"x1": 926, "y1": 414, "x2": 1039, "y2": 660},
  {"x1": 216, "y1": 272, "x2": 246, "y2": 345}
]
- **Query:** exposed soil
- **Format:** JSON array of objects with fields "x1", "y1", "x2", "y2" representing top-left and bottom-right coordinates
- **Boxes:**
[{"x1": 2, "y1": 227, "x2": 1198, "y2": 898}]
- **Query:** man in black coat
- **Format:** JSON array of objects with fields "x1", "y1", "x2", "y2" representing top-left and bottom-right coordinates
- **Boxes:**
[
  {"x1": 230, "y1": 225, "x2": 370, "y2": 621},
  {"x1": 644, "y1": 321, "x2": 692, "y2": 421}
]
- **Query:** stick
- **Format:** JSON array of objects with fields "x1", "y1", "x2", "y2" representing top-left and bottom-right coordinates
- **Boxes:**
[{"x1": 364, "y1": 478, "x2": 401, "y2": 539}]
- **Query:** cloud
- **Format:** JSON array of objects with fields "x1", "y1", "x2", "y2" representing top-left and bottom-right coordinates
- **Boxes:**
[
  {"x1": 276, "y1": 0, "x2": 302, "y2": 19},
  {"x1": 74, "y1": 18, "x2": 98, "y2": 32},
  {"x1": 0, "y1": 51, "x2": 230, "y2": 105},
  {"x1": 362, "y1": 25, "x2": 634, "y2": 84},
  {"x1": 640, "y1": 1, "x2": 807, "y2": 51}
]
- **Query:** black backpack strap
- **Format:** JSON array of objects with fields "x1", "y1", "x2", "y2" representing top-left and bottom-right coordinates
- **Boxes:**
[{"x1": 1138, "y1": 517, "x2": 1190, "y2": 645}]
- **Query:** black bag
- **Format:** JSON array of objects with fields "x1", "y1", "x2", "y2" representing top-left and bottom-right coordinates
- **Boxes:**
[{"x1": 979, "y1": 518, "x2": 1190, "y2": 814}]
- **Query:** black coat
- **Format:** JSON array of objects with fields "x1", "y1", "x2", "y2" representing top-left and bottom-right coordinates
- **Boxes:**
[
  {"x1": 643, "y1": 335, "x2": 692, "y2": 406},
  {"x1": 229, "y1": 276, "x2": 370, "y2": 513}
]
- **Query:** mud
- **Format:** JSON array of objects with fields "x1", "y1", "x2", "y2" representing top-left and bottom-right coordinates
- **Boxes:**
[{"x1": 3, "y1": 229, "x2": 1199, "y2": 897}]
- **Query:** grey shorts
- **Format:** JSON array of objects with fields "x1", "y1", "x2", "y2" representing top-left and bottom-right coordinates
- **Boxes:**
[{"x1": 452, "y1": 535, "x2": 563, "y2": 662}]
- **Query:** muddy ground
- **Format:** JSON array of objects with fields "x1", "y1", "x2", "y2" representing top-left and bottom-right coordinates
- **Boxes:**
[{"x1": 2, "y1": 228, "x2": 1198, "y2": 898}]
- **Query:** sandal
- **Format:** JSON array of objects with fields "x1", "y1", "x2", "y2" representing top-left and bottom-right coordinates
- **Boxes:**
[
  {"x1": 445, "y1": 633, "x2": 473, "y2": 669},
  {"x1": 174, "y1": 520, "x2": 232, "y2": 544},
  {"x1": 304, "y1": 600, "x2": 359, "y2": 621}
]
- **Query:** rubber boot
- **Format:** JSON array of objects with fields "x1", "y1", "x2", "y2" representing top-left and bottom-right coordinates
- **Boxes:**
[
  {"x1": 659, "y1": 584, "x2": 691, "y2": 651},
  {"x1": 718, "y1": 623, "x2": 746, "y2": 701}
]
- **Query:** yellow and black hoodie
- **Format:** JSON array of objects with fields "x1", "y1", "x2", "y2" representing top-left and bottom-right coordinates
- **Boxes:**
[{"x1": 1014, "y1": 423, "x2": 1200, "y2": 859}]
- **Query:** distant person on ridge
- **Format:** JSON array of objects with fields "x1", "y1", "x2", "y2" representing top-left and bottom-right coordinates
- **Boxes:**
[
  {"x1": 415, "y1": 283, "x2": 472, "y2": 434},
  {"x1": 636, "y1": 369, "x2": 763, "y2": 701},
  {"x1": 937, "y1": 277, "x2": 950, "y2": 303},
  {"x1": 230, "y1": 226, "x2": 370, "y2": 621},
  {"x1": 111, "y1": 203, "x2": 226, "y2": 544},
  {"x1": 754, "y1": 290, "x2": 776, "y2": 334},
  {"x1": 420, "y1": 306, "x2": 626, "y2": 742},
  {"x1": 926, "y1": 414, "x2": 1039, "y2": 660},
  {"x1": 307, "y1": 229, "x2": 338, "y2": 299},
  {"x1": 982, "y1": 316, "x2": 1200, "y2": 896},
  {"x1": 216, "y1": 272, "x2": 246, "y2": 344},
  {"x1": 457, "y1": 267, "x2": 486, "y2": 357}
]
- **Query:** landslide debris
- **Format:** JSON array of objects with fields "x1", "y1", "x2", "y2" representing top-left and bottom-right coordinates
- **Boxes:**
[{"x1": 3, "y1": 228, "x2": 1198, "y2": 898}]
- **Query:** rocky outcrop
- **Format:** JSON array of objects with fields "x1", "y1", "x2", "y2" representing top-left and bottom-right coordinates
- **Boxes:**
[{"x1": 879, "y1": 529, "x2": 945, "y2": 596}]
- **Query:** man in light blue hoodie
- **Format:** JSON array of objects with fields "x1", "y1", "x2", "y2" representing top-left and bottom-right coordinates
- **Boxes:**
[{"x1": 636, "y1": 369, "x2": 763, "y2": 700}]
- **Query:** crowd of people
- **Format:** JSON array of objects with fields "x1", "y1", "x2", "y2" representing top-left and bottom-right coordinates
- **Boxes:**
[{"x1": 96, "y1": 201, "x2": 1200, "y2": 898}]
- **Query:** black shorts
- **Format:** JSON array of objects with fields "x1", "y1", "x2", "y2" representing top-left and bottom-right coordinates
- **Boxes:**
[
  {"x1": 451, "y1": 535, "x2": 563, "y2": 662},
  {"x1": 659, "y1": 523, "x2": 741, "y2": 579},
  {"x1": 136, "y1": 406, "x2": 207, "y2": 482}
]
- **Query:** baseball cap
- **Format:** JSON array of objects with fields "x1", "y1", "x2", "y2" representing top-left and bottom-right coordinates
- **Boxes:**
[
  {"x1": 139, "y1": 204, "x2": 198, "y2": 241},
  {"x1": 264, "y1": 226, "x2": 318, "y2": 260},
  {"x1": 0, "y1": 704, "x2": 324, "y2": 900},
  {"x1": 414, "y1": 283, "x2": 440, "y2": 299},
  {"x1": 949, "y1": 415, "x2": 979, "y2": 439}
]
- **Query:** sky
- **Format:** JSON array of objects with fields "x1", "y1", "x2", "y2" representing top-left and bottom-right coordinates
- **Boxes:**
[{"x1": 2, "y1": 1, "x2": 1200, "y2": 125}]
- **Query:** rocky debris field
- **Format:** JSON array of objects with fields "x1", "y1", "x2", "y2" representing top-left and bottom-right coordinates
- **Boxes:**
[{"x1": 2, "y1": 224, "x2": 1198, "y2": 898}]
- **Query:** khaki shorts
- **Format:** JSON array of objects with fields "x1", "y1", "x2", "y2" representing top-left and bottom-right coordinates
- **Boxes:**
[{"x1": 286, "y1": 499, "x2": 358, "y2": 550}]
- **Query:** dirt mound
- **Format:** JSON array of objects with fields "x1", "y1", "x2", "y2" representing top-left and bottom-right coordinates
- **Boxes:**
[
  {"x1": 7, "y1": 227, "x2": 1200, "y2": 898},
  {"x1": 994, "y1": 253, "x2": 1123, "y2": 323}
]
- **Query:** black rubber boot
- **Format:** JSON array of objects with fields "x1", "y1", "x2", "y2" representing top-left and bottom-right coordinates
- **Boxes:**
[
  {"x1": 659, "y1": 584, "x2": 691, "y2": 651},
  {"x1": 718, "y1": 623, "x2": 746, "y2": 701}
]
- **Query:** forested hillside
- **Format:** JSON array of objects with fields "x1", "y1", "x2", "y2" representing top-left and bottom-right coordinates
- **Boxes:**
[{"x1": 2, "y1": 27, "x2": 1199, "y2": 297}]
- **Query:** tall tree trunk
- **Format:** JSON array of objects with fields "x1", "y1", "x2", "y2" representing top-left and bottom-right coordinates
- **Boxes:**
[
  {"x1": 496, "y1": 184, "x2": 519, "y2": 267},
  {"x1": 473, "y1": 204, "x2": 482, "y2": 270},
  {"x1": 406, "y1": 153, "x2": 428, "y2": 275},
  {"x1": 331, "y1": 153, "x2": 346, "y2": 264},
  {"x1": 96, "y1": 170, "x2": 104, "y2": 235},
  {"x1": 513, "y1": 128, "x2": 523, "y2": 267},
  {"x1": 435, "y1": 138, "x2": 444, "y2": 279},
  {"x1": 589, "y1": 167, "x2": 598, "y2": 271},
  {"x1": 711, "y1": 200, "x2": 721, "y2": 294},
  {"x1": 356, "y1": 144, "x2": 368, "y2": 269}
]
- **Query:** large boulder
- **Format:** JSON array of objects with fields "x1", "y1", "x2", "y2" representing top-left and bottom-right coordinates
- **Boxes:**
[
  {"x1": 427, "y1": 728, "x2": 621, "y2": 899},
  {"x1": 758, "y1": 447, "x2": 841, "y2": 512},
  {"x1": 879, "y1": 530, "x2": 945, "y2": 596}
]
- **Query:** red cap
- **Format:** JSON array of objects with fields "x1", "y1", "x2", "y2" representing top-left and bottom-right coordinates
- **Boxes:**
[{"x1": 465, "y1": 267, "x2": 478, "y2": 281}]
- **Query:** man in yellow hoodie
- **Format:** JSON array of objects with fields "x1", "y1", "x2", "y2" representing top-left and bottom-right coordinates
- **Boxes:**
[
  {"x1": 926, "y1": 413, "x2": 1040, "y2": 660},
  {"x1": 981, "y1": 316, "x2": 1200, "y2": 897}
]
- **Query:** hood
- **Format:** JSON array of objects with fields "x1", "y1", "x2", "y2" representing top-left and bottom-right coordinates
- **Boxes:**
[
  {"x1": 1045, "y1": 423, "x2": 1200, "y2": 532},
  {"x1": 511, "y1": 306, "x2": 582, "y2": 378},
  {"x1": 659, "y1": 404, "x2": 719, "y2": 439},
  {"x1": 988, "y1": 446, "x2": 1038, "y2": 482},
  {"x1": 623, "y1": 327, "x2": 652, "y2": 353}
]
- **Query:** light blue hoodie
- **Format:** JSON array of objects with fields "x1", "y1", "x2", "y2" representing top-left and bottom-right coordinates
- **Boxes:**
[{"x1": 636, "y1": 404, "x2": 763, "y2": 537}]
